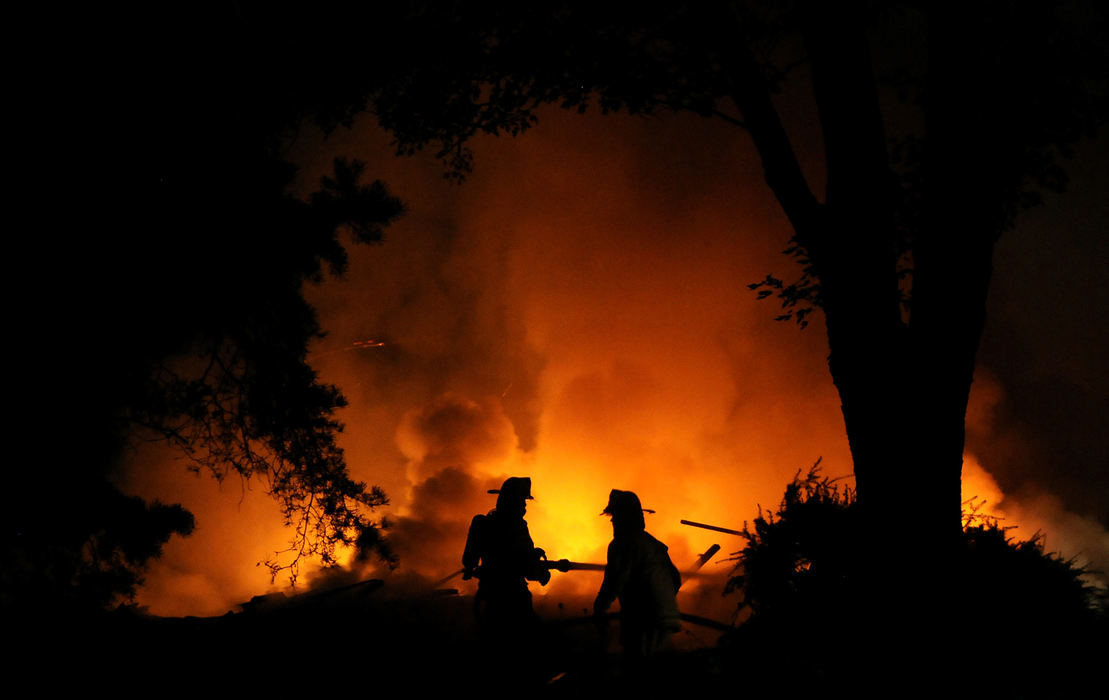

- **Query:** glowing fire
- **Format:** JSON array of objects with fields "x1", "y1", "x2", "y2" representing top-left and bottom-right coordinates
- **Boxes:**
[{"x1": 122, "y1": 109, "x2": 1107, "y2": 620}]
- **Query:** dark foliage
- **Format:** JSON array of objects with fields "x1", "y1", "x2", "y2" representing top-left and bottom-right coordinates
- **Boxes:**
[
  {"x1": 2, "y1": 487, "x2": 195, "y2": 614},
  {"x1": 365, "y1": 3, "x2": 783, "y2": 179},
  {"x1": 7, "y1": 4, "x2": 415, "y2": 615},
  {"x1": 724, "y1": 461, "x2": 860, "y2": 624},
  {"x1": 721, "y1": 464, "x2": 1107, "y2": 693},
  {"x1": 124, "y1": 154, "x2": 403, "y2": 583},
  {"x1": 960, "y1": 516, "x2": 1107, "y2": 640},
  {"x1": 727, "y1": 463, "x2": 1105, "y2": 620}
]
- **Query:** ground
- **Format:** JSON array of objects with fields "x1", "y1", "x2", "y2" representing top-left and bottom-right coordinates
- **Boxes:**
[{"x1": 18, "y1": 577, "x2": 1106, "y2": 698}]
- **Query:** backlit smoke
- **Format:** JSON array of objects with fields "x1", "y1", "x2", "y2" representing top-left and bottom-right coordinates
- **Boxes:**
[
  {"x1": 384, "y1": 394, "x2": 522, "y2": 582},
  {"x1": 121, "y1": 107, "x2": 1102, "y2": 621},
  {"x1": 963, "y1": 372, "x2": 1109, "y2": 591}
]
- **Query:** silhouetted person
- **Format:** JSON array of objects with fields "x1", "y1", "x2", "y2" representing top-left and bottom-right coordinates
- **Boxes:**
[
  {"x1": 594, "y1": 489, "x2": 681, "y2": 662},
  {"x1": 462, "y1": 476, "x2": 552, "y2": 634}
]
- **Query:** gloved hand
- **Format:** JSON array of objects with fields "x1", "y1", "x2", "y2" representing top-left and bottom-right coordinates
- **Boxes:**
[{"x1": 532, "y1": 548, "x2": 552, "y2": 584}]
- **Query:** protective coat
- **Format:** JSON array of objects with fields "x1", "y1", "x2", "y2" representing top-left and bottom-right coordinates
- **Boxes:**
[
  {"x1": 463, "y1": 509, "x2": 549, "y2": 627},
  {"x1": 596, "y1": 530, "x2": 682, "y2": 633}
]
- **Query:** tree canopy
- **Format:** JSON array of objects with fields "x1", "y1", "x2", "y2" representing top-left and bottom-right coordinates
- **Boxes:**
[
  {"x1": 350, "y1": 0, "x2": 1106, "y2": 542},
  {"x1": 6, "y1": 4, "x2": 416, "y2": 614}
]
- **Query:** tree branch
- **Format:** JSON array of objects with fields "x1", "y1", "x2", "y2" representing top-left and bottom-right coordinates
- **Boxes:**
[{"x1": 715, "y1": 5, "x2": 823, "y2": 244}]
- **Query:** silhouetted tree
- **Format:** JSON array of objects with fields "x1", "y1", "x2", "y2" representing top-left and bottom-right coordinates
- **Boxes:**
[
  {"x1": 120, "y1": 154, "x2": 402, "y2": 585},
  {"x1": 7, "y1": 5, "x2": 412, "y2": 615}
]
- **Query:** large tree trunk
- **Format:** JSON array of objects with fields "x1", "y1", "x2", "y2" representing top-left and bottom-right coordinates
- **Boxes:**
[
  {"x1": 802, "y1": 2, "x2": 997, "y2": 552},
  {"x1": 723, "y1": 0, "x2": 996, "y2": 610},
  {"x1": 801, "y1": 3, "x2": 996, "y2": 684}
]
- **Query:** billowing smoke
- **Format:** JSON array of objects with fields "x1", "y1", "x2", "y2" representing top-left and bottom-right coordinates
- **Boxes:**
[
  {"x1": 121, "y1": 105, "x2": 1103, "y2": 623},
  {"x1": 385, "y1": 394, "x2": 521, "y2": 582},
  {"x1": 964, "y1": 372, "x2": 1109, "y2": 591}
]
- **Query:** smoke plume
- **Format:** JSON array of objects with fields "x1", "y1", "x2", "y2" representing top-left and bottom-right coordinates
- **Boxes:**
[{"x1": 121, "y1": 106, "x2": 1104, "y2": 622}]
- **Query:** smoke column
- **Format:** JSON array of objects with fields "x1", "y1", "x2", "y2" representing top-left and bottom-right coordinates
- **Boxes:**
[{"x1": 121, "y1": 107, "x2": 1105, "y2": 618}]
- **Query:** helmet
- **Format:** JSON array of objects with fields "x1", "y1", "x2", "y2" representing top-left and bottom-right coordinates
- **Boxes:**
[
  {"x1": 602, "y1": 489, "x2": 647, "y2": 532},
  {"x1": 487, "y1": 477, "x2": 534, "y2": 503}
]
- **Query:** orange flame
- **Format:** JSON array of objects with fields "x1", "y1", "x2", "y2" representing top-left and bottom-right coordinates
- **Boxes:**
[{"x1": 122, "y1": 108, "x2": 1107, "y2": 621}]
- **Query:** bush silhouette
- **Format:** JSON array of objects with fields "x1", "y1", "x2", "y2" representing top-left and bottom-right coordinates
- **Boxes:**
[{"x1": 722, "y1": 462, "x2": 1107, "y2": 693}]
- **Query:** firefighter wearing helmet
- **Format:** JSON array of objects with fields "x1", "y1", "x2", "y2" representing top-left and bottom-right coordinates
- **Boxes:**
[
  {"x1": 462, "y1": 476, "x2": 552, "y2": 630},
  {"x1": 594, "y1": 489, "x2": 682, "y2": 658}
]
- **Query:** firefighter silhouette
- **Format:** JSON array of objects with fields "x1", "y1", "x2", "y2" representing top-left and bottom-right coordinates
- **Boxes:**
[
  {"x1": 594, "y1": 489, "x2": 682, "y2": 658},
  {"x1": 462, "y1": 477, "x2": 552, "y2": 631}
]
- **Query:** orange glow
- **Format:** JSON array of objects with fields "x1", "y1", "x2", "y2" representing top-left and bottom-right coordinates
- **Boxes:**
[
  {"x1": 120, "y1": 108, "x2": 1106, "y2": 620},
  {"x1": 961, "y1": 454, "x2": 1008, "y2": 523}
]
